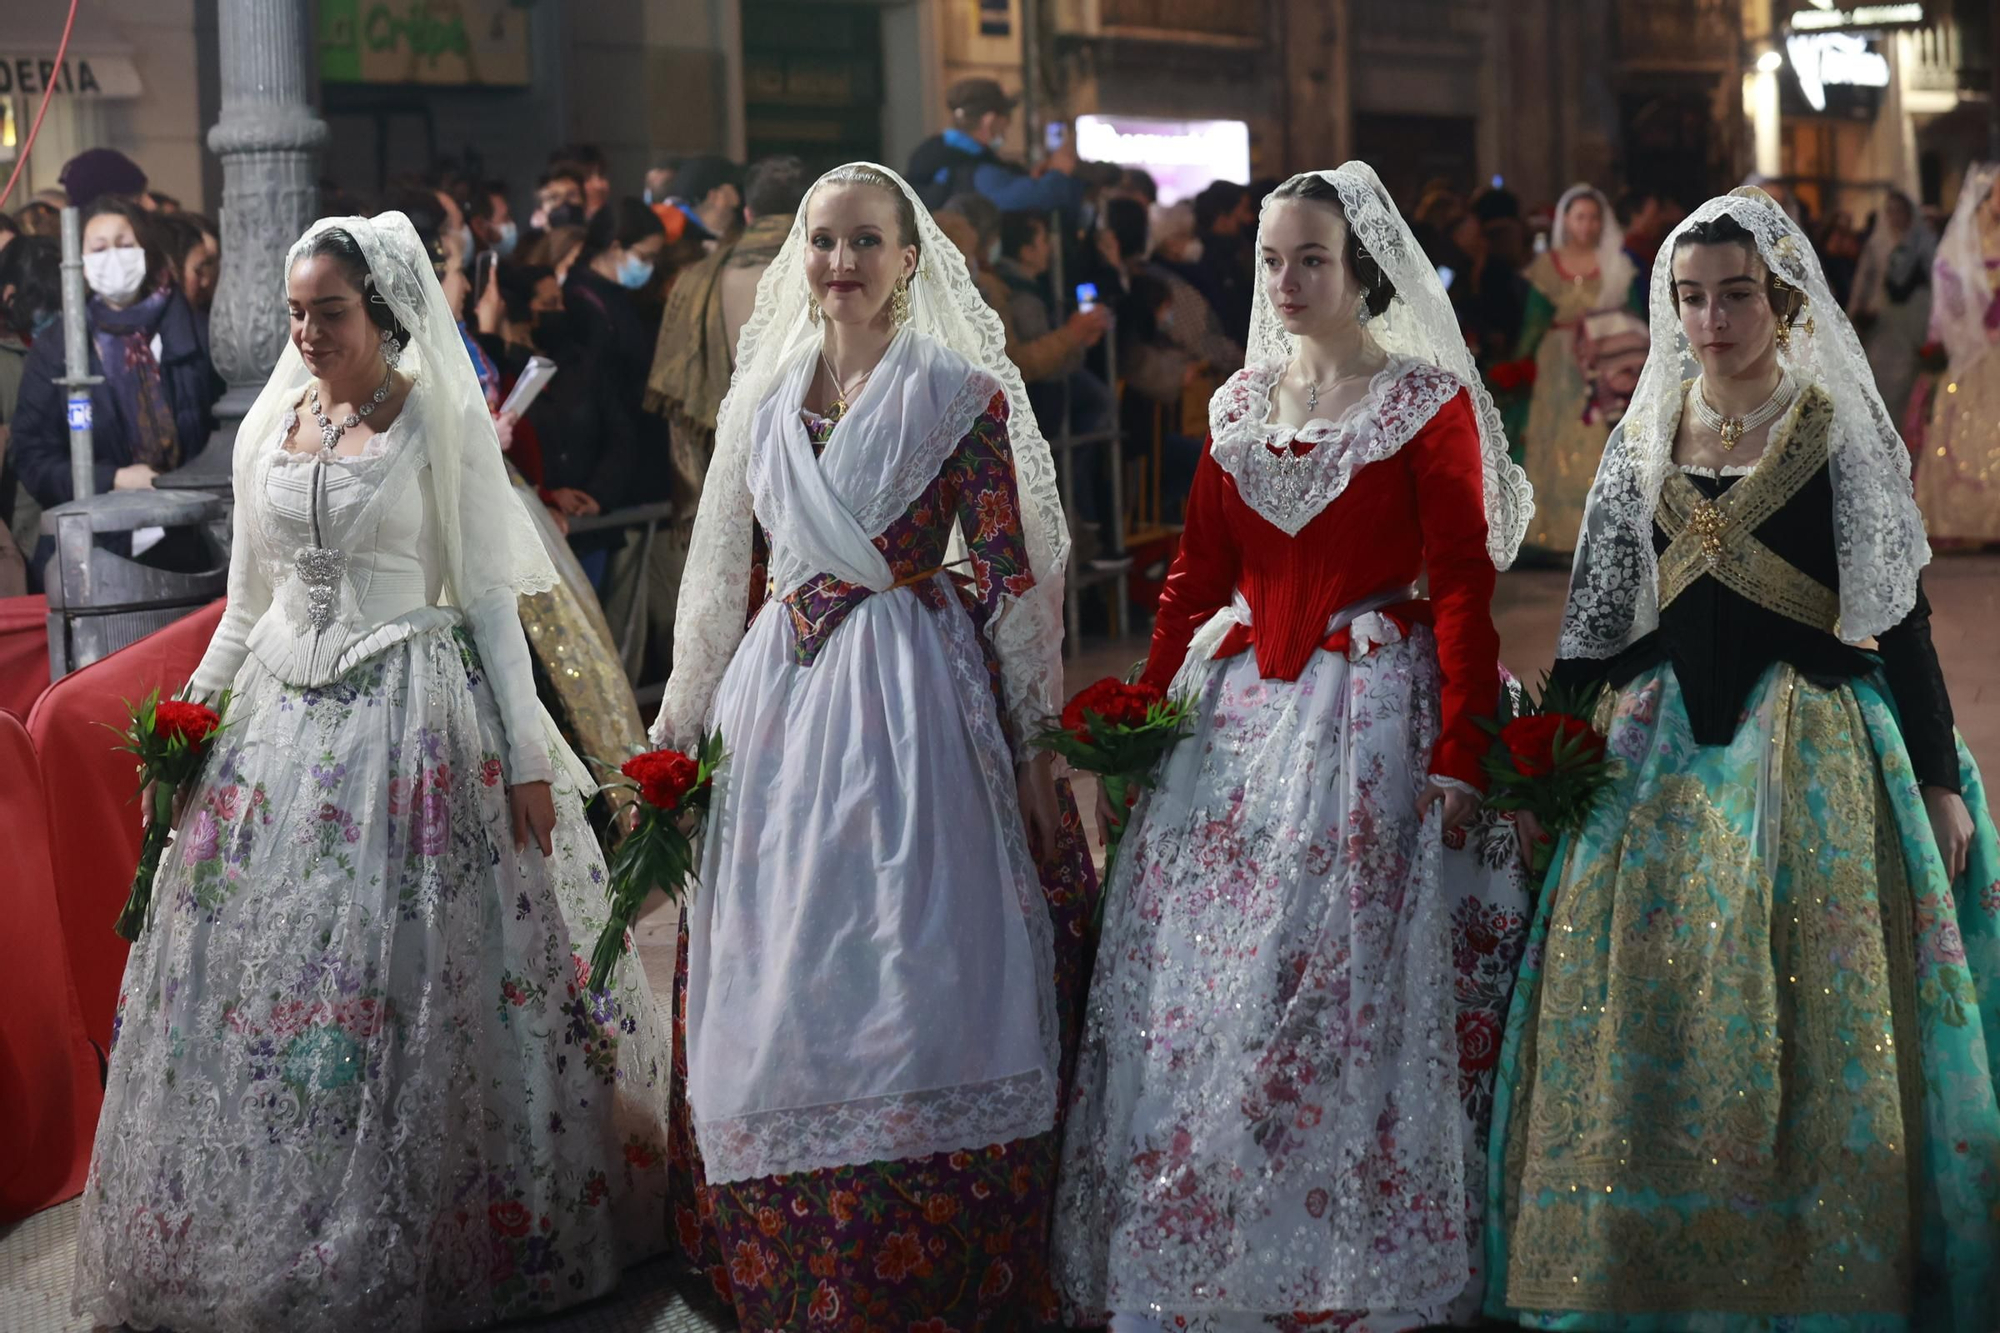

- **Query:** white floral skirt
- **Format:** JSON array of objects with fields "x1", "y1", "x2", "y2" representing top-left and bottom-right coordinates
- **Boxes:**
[
  {"x1": 70, "y1": 622, "x2": 673, "y2": 1333},
  {"x1": 1053, "y1": 615, "x2": 1527, "y2": 1330}
]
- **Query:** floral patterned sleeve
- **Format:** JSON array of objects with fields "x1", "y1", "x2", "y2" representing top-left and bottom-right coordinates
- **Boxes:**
[{"x1": 942, "y1": 393, "x2": 1045, "y2": 745}]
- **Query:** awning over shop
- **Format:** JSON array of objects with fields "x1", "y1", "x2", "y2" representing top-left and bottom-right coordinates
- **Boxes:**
[{"x1": 0, "y1": 0, "x2": 143, "y2": 100}]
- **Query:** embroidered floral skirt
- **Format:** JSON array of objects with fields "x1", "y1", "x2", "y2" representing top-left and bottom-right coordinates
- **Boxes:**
[
  {"x1": 70, "y1": 623, "x2": 674, "y2": 1333},
  {"x1": 1487, "y1": 663, "x2": 2000, "y2": 1332},
  {"x1": 1916, "y1": 352, "x2": 2000, "y2": 543},
  {"x1": 1052, "y1": 619, "x2": 1529, "y2": 1330},
  {"x1": 665, "y1": 786, "x2": 1098, "y2": 1333}
]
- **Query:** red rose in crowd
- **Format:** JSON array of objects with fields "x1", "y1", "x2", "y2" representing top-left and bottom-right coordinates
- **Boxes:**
[
  {"x1": 621, "y1": 748, "x2": 703, "y2": 810},
  {"x1": 154, "y1": 700, "x2": 222, "y2": 747},
  {"x1": 1499, "y1": 712, "x2": 1605, "y2": 779}
]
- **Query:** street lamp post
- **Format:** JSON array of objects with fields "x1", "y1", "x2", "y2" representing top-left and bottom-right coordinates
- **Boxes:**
[{"x1": 159, "y1": 0, "x2": 327, "y2": 490}]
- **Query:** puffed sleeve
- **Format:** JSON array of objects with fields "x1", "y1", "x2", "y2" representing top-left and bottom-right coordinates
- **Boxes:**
[
  {"x1": 1405, "y1": 389, "x2": 1502, "y2": 788},
  {"x1": 1138, "y1": 442, "x2": 1241, "y2": 693}
]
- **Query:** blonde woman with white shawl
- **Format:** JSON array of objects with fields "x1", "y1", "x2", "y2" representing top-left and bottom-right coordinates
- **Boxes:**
[
  {"x1": 1511, "y1": 183, "x2": 1643, "y2": 556},
  {"x1": 69, "y1": 213, "x2": 673, "y2": 1333},
  {"x1": 1918, "y1": 164, "x2": 2000, "y2": 543},
  {"x1": 648, "y1": 163, "x2": 1096, "y2": 1330}
]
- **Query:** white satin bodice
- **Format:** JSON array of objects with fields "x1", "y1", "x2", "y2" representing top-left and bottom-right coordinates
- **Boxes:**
[
  {"x1": 191, "y1": 396, "x2": 562, "y2": 786},
  {"x1": 242, "y1": 410, "x2": 451, "y2": 688}
]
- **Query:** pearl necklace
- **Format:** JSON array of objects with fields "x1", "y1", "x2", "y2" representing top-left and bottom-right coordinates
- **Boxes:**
[{"x1": 1688, "y1": 368, "x2": 1797, "y2": 451}]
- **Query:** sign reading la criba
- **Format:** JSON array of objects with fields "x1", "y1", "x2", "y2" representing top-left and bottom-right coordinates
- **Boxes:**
[{"x1": 318, "y1": 0, "x2": 531, "y2": 87}]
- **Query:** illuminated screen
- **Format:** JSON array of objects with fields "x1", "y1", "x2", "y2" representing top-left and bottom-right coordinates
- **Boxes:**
[{"x1": 1074, "y1": 115, "x2": 1251, "y2": 205}]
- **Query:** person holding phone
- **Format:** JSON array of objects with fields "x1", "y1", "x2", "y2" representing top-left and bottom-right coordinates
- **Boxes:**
[{"x1": 907, "y1": 77, "x2": 1090, "y2": 218}]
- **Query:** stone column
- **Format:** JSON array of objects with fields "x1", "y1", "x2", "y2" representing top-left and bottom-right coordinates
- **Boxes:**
[{"x1": 160, "y1": 0, "x2": 326, "y2": 490}]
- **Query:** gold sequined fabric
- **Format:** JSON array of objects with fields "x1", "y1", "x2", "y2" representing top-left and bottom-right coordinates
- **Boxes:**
[
  {"x1": 1499, "y1": 669, "x2": 1921, "y2": 1315},
  {"x1": 1916, "y1": 339, "x2": 2000, "y2": 543}
]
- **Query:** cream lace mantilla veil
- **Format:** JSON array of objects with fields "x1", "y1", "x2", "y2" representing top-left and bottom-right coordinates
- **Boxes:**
[
  {"x1": 1560, "y1": 186, "x2": 1931, "y2": 659},
  {"x1": 1244, "y1": 163, "x2": 1534, "y2": 569},
  {"x1": 651, "y1": 163, "x2": 1071, "y2": 750},
  {"x1": 231, "y1": 211, "x2": 562, "y2": 610}
]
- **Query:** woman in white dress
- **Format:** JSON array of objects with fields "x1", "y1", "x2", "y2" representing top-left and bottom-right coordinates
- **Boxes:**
[
  {"x1": 69, "y1": 212, "x2": 672, "y2": 1333},
  {"x1": 1847, "y1": 188, "x2": 1935, "y2": 436},
  {"x1": 1052, "y1": 163, "x2": 1533, "y2": 1333},
  {"x1": 650, "y1": 163, "x2": 1097, "y2": 1330},
  {"x1": 1918, "y1": 164, "x2": 2000, "y2": 543}
]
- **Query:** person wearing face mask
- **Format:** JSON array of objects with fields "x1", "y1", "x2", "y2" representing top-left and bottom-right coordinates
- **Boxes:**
[
  {"x1": 565, "y1": 199, "x2": 668, "y2": 412},
  {"x1": 468, "y1": 179, "x2": 519, "y2": 259},
  {"x1": 1053, "y1": 165, "x2": 1532, "y2": 1333},
  {"x1": 532, "y1": 163, "x2": 590, "y2": 233},
  {"x1": 10, "y1": 196, "x2": 218, "y2": 569},
  {"x1": 907, "y1": 77, "x2": 1089, "y2": 219}
]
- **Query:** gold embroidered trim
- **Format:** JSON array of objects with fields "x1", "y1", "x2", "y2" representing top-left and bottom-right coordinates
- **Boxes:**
[
  {"x1": 1501, "y1": 669, "x2": 1916, "y2": 1315},
  {"x1": 1656, "y1": 388, "x2": 1841, "y2": 634}
]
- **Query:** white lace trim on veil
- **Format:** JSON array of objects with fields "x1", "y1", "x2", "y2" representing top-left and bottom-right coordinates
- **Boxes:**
[
  {"x1": 1559, "y1": 187, "x2": 1931, "y2": 659},
  {"x1": 1243, "y1": 162, "x2": 1533, "y2": 568}
]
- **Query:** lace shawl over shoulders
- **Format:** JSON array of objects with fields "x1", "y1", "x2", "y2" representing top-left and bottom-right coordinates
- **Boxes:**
[{"x1": 1208, "y1": 356, "x2": 1466, "y2": 535}]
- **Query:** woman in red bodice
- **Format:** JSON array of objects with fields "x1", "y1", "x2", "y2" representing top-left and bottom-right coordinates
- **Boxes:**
[{"x1": 1052, "y1": 164, "x2": 1534, "y2": 1333}]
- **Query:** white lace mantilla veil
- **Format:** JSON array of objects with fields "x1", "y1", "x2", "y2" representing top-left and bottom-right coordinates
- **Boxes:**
[
  {"x1": 230, "y1": 212, "x2": 561, "y2": 608},
  {"x1": 651, "y1": 163, "x2": 1071, "y2": 750},
  {"x1": 1249, "y1": 163, "x2": 1533, "y2": 568},
  {"x1": 1559, "y1": 186, "x2": 1932, "y2": 660},
  {"x1": 1552, "y1": 181, "x2": 1637, "y2": 309},
  {"x1": 1933, "y1": 163, "x2": 1999, "y2": 381}
]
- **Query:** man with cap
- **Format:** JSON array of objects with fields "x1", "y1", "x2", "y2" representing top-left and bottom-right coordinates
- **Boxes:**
[
  {"x1": 907, "y1": 77, "x2": 1087, "y2": 218},
  {"x1": 58, "y1": 148, "x2": 153, "y2": 211}
]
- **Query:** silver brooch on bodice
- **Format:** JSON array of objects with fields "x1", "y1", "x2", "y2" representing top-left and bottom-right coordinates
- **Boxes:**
[
  {"x1": 293, "y1": 543, "x2": 349, "y2": 633},
  {"x1": 291, "y1": 367, "x2": 393, "y2": 635}
]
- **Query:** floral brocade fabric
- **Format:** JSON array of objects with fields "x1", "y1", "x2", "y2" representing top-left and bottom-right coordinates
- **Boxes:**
[
  {"x1": 774, "y1": 396, "x2": 1033, "y2": 667},
  {"x1": 71, "y1": 625, "x2": 673, "y2": 1333},
  {"x1": 1488, "y1": 664, "x2": 2000, "y2": 1331}
]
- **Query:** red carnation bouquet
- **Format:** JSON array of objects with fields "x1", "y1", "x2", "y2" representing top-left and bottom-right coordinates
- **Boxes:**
[
  {"x1": 587, "y1": 730, "x2": 724, "y2": 992},
  {"x1": 1033, "y1": 675, "x2": 1195, "y2": 921},
  {"x1": 1478, "y1": 674, "x2": 1614, "y2": 884},
  {"x1": 110, "y1": 689, "x2": 230, "y2": 941}
]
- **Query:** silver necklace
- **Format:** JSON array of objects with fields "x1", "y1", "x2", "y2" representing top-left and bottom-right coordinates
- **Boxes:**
[
  {"x1": 1689, "y1": 368, "x2": 1797, "y2": 451},
  {"x1": 1291, "y1": 357, "x2": 1380, "y2": 415},
  {"x1": 308, "y1": 363, "x2": 395, "y2": 456}
]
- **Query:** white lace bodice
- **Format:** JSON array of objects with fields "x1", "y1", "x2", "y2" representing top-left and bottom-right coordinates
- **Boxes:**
[{"x1": 1208, "y1": 356, "x2": 1467, "y2": 535}]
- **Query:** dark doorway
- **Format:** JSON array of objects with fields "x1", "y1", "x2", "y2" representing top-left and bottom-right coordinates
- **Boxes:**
[{"x1": 741, "y1": 1, "x2": 885, "y2": 174}]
